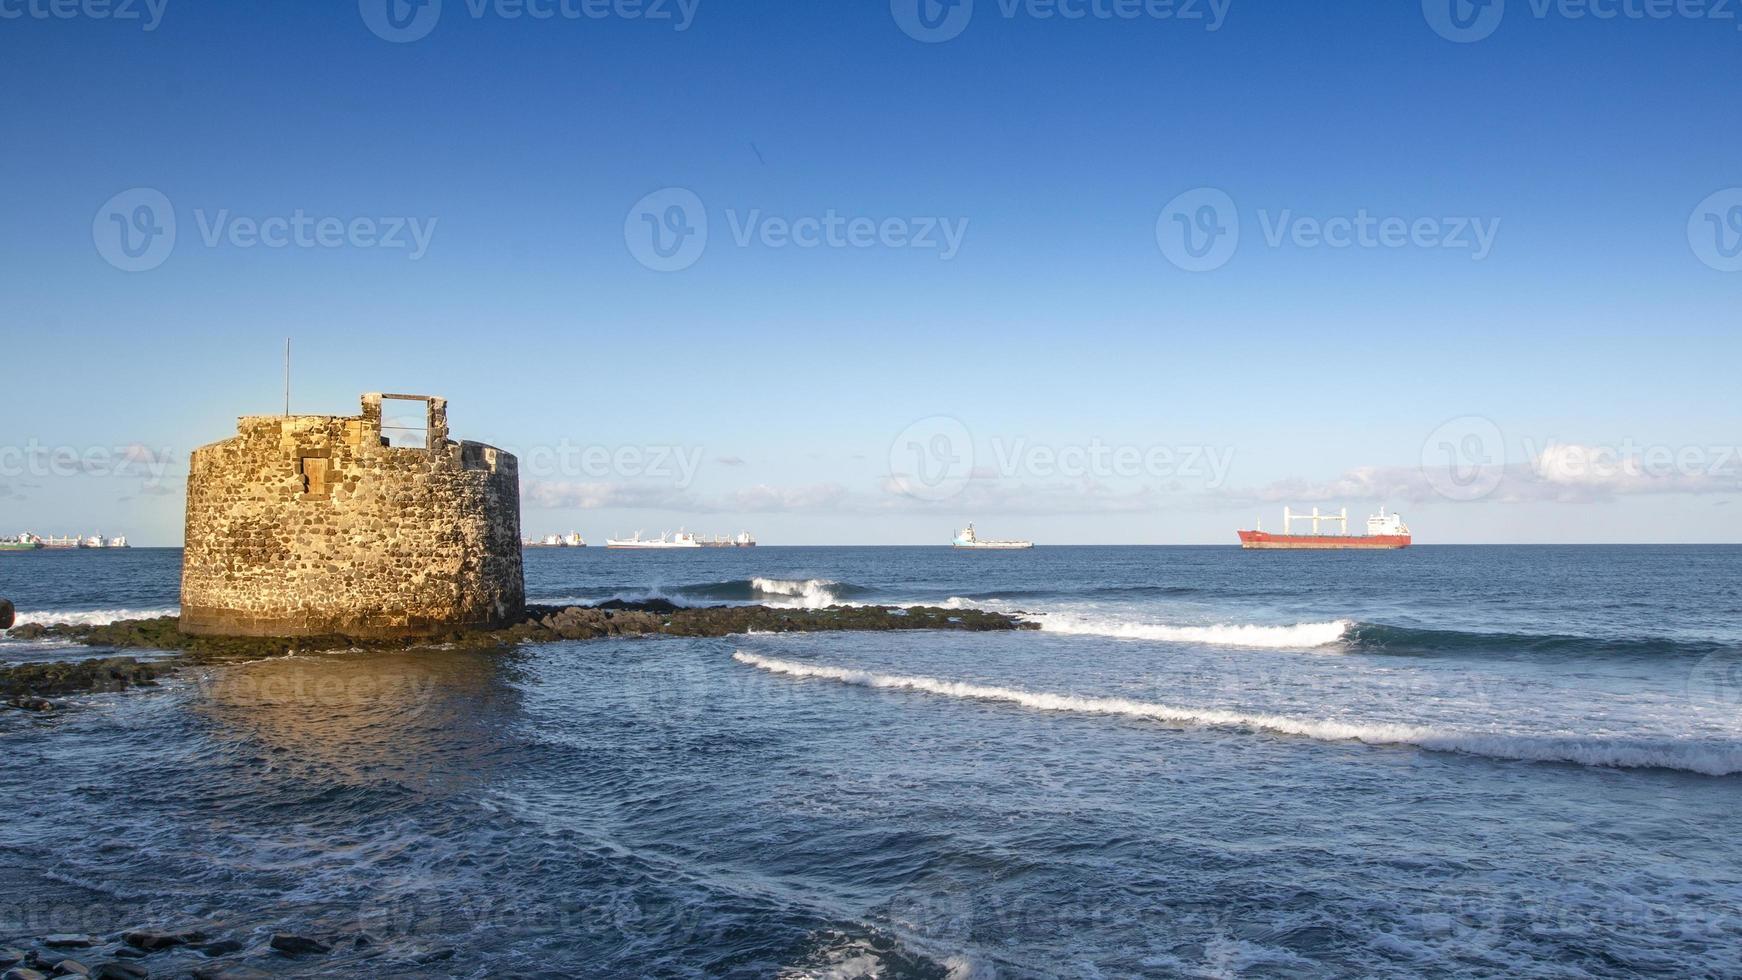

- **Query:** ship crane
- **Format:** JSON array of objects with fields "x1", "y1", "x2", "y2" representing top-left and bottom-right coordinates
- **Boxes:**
[{"x1": 1282, "y1": 506, "x2": 1348, "y2": 536}]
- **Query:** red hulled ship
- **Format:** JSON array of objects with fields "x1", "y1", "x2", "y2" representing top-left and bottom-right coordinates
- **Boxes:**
[{"x1": 1238, "y1": 507, "x2": 1411, "y2": 550}]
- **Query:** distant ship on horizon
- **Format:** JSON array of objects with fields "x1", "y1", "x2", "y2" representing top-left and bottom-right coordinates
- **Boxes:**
[
  {"x1": 952, "y1": 524, "x2": 1033, "y2": 550},
  {"x1": 1238, "y1": 507, "x2": 1411, "y2": 550},
  {"x1": 607, "y1": 530, "x2": 757, "y2": 549},
  {"x1": 2, "y1": 532, "x2": 129, "y2": 551},
  {"x1": 525, "y1": 532, "x2": 587, "y2": 548}
]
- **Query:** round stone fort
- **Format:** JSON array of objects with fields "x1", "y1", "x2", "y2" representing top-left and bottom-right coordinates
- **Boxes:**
[{"x1": 180, "y1": 393, "x2": 525, "y2": 638}]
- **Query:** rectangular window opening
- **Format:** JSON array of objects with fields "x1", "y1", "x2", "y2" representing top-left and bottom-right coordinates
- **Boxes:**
[{"x1": 380, "y1": 395, "x2": 433, "y2": 450}]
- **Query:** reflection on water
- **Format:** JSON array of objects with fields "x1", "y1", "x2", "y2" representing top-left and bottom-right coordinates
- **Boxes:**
[{"x1": 194, "y1": 648, "x2": 524, "y2": 797}]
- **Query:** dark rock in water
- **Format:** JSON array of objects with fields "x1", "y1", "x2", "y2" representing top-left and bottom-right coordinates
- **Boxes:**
[
  {"x1": 0, "y1": 951, "x2": 22, "y2": 969},
  {"x1": 0, "y1": 660, "x2": 170, "y2": 700},
  {"x1": 413, "y1": 948, "x2": 455, "y2": 964},
  {"x1": 3, "y1": 967, "x2": 49, "y2": 980},
  {"x1": 88, "y1": 964, "x2": 148, "y2": 980},
  {"x1": 36, "y1": 939, "x2": 92, "y2": 951},
  {"x1": 120, "y1": 930, "x2": 203, "y2": 952},
  {"x1": 5, "y1": 696, "x2": 56, "y2": 713},
  {"x1": 44, "y1": 957, "x2": 89, "y2": 976},
  {"x1": 0, "y1": 598, "x2": 14, "y2": 630},
  {"x1": 12, "y1": 603, "x2": 1037, "y2": 693},
  {"x1": 267, "y1": 934, "x2": 329, "y2": 956},
  {"x1": 192, "y1": 939, "x2": 243, "y2": 957},
  {"x1": 349, "y1": 933, "x2": 374, "y2": 950},
  {"x1": 106, "y1": 950, "x2": 144, "y2": 961},
  {"x1": 190, "y1": 967, "x2": 269, "y2": 980},
  {"x1": 594, "y1": 597, "x2": 681, "y2": 613}
]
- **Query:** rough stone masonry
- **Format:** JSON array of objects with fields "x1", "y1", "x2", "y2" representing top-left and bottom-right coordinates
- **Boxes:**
[{"x1": 180, "y1": 393, "x2": 524, "y2": 638}]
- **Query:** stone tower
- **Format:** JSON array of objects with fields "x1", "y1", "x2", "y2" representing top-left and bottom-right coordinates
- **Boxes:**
[{"x1": 181, "y1": 393, "x2": 525, "y2": 638}]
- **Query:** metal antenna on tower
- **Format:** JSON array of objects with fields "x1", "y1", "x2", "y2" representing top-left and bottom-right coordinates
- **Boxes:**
[{"x1": 284, "y1": 338, "x2": 291, "y2": 416}]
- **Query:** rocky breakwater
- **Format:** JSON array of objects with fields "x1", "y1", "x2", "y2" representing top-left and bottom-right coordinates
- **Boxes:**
[{"x1": 1, "y1": 600, "x2": 1036, "y2": 705}]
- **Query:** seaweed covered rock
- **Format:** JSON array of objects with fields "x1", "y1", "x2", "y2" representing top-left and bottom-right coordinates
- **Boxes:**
[
  {"x1": 0, "y1": 602, "x2": 1036, "y2": 698},
  {"x1": 0, "y1": 657, "x2": 172, "y2": 699}
]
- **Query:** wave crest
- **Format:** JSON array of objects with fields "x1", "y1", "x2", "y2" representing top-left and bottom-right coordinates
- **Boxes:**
[
  {"x1": 6, "y1": 607, "x2": 180, "y2": 630},
  {"x1": 1031, "y1": 613, "x2": 1351, "y2": 649},
  {"x1": 731, "y1": 652, "x2": 1742, "y2": 776}
]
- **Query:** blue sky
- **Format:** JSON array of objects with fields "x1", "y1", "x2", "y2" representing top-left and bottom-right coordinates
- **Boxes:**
[{"x1": 1, "y1": 0, "x2": 1739, "y2": 544}]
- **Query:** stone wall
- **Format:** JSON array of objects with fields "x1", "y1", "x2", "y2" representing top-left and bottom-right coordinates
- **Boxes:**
[{"x1": 180, "y1": 393, "x2": 525, "y2": 638}]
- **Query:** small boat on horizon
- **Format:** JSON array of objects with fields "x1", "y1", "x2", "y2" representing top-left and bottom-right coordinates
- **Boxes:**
[{"x1": 952, "y1": 523, "x2": 1034, "y2": 550}]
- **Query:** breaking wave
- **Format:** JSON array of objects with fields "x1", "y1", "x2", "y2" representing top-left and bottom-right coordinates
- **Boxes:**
[
  {"x1": 5, "y1": 607, "x2": 180, "y2": 629},
  {"x1": 672, "y1": 578, "x2": 873, "y2": 609},
  {"x1": 732, "y1": 653, "x2": 1742, "y2": 776},
  {"x1": 1029, "y1": 612, "x2": 1352, "y2": 649}
]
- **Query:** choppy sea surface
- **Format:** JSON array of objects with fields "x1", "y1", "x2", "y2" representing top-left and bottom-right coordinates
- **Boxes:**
[{"x1": 2, "y1": 545, "x2": 1740, "y2": 977}]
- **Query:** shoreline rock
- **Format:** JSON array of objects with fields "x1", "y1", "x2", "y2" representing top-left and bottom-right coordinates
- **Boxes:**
[{"x1": 1, "y1": 602, "x2": 1037, "y2": 699}]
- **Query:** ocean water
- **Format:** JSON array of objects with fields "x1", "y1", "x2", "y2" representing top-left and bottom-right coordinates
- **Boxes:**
[{"x1": 1, "y1": 546, "x2": 1740, "y2": 977}]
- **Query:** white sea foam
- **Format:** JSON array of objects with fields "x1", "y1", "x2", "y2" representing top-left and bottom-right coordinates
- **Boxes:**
[
  {"x1": 1030, "y1": 611, "x2": 1352, "y2": 649},
  {"x1": 7, "y1": 607, "x2": 180, "y2": 628},
  {"x1": 751, "y1": 578, "x2": 849, "y2": 609},
  {"x1": 731, "y1": 652, "x2": 1742, "y2": 776}
]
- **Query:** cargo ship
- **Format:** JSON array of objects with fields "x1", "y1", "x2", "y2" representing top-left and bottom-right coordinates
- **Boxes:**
[
  {"x1": 12, "y1": 533, "x2": 129, "y2": 550},
  {"x1": 1238, "y1": 507, "x2": 1410, "y2": 550},
  {"x1": 699, "y1": 531, "x2": 756, "y2": 548},
  {"x1": 606, "y1": 529, "x2": 755, "y2": 549},
  {"x1": 606, "y1": 530, "x2": 702, "y2": 549},
  {"x1": 525, "y1": 532, "x2": 587, "y2": 548},
  {"x1": 952, "y1": 523, "x2": 1034, "y2": 550}
]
